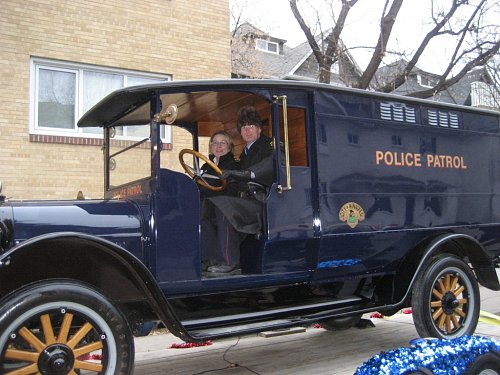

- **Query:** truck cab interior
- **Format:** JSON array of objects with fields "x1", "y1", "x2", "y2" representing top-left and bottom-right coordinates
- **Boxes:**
[
  {"x1": 79, "y1": 85, "x2": 313, "y2": 281},
  {"x1": 163, "y1": 90, "x2": 310, "y2": 278}
]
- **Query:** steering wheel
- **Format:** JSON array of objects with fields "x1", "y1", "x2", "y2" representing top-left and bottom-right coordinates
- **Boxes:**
[{"x1": 179, "y1": 149, "x2": 227, "y2": 192}]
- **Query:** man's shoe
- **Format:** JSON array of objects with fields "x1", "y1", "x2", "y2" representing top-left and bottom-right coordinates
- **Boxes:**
[{"x1": 207, "y1": 264, "x2": 241, "y2": 274}]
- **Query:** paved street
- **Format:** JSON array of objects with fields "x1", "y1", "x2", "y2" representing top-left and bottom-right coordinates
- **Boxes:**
[{"x1": 133, "y1": 283, "x2": 500, "y2": 375}]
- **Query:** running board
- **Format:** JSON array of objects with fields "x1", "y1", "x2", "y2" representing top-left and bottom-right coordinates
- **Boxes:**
[
  {"x1": 184, "y1": 297, "x2": 367, "y2": 340},
  {"x1": 187, "y1": 318, "x2": 304, "y2": 340}
]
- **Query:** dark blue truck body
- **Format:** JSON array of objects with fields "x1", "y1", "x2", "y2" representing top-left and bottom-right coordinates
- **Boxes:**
[{"x1": 0, "y1": 80, "x2": 499, "y2": 374}]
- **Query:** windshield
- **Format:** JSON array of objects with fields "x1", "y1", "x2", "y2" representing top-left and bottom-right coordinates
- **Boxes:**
[
  {"x1": 103, "y1": 89, "x2": 273, "y2": 191},
  {"x1": 108, "y1": 125, "x2": 152, "y2": 188}
]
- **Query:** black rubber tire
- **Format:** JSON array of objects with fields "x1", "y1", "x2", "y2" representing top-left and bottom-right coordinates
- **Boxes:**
[
  {"x1": 411, "y1": 254, "x2": 479, "y2": 339},
  {"x1": 320, "y1": 314, "x2": 363, "y2": 331},
  {"x1": 466, "y1": 352, "x2": 500, "y2": 375},
  {"x1": 0, "y1": 280, "x2": 134, "y2": 374}
]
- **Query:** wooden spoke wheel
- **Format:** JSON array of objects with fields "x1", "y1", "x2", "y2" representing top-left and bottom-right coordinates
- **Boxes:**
[
  {"x1": 412, "y1": 254, "x2": 479, "y2": 339},
  {"x1": 0, "y1": 281, "x2": 133, "y2": 375},
  {"x1": 179, "y1": 149, "x2": 227, "y2": 192}
]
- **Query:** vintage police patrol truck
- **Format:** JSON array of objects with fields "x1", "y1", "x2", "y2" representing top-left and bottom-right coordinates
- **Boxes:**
[{"x1": 0, "y1": 79, "x2": 499, "y2": 374}]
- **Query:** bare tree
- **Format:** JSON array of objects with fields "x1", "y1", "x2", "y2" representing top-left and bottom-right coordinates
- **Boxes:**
[
  {"x1": 289, "y1": 0, "x2": 500, "y2": 97},
  {"x1": 289, "y1": 0, "x2": 360, "y2": 84}
]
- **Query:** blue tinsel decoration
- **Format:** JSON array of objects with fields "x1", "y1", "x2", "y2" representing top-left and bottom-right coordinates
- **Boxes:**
[{"x1": 354, "y1": 335, "x2": 500, "y2": 375}]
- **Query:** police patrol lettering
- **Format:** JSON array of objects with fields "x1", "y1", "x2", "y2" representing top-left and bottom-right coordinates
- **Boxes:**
[
  {"x1": 375, "y1": 151, "x2": 467, "y2": 169},
  {"x1": 112, "y1": 184, "x2": 143, "y2": 199}
]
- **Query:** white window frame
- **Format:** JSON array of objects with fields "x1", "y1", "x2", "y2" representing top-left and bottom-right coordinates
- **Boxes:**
[
  {"x1": 330, "y1": 61, "x2": 339, "y2": 75},
  {"x1": 30, "y1": 58, "x2": 172, "y2": 142},
  {"x1": 255, "y1": 39, "x2": 279, "y2": 54},
  {"x1": 417, "y1": 74, "x2": 433, "y2": 88}
]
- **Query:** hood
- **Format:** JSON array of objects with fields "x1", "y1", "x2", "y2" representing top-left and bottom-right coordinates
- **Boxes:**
[{"x1": 1, "y1": 199, "x2": 145, "y2": 255}]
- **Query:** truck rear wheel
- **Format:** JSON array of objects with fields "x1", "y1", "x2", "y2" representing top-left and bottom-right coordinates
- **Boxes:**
[
  {"x1": 0, "y1": 280, "x2": 134, "y2": 375},
  {"x1": 411, "y1": 254, "x2": 479, "y2": 339}
]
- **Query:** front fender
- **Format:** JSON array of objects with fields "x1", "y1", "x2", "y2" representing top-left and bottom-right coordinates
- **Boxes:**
[{"x1": 0, "y1": 232, "x2": 193, "y2": 342}]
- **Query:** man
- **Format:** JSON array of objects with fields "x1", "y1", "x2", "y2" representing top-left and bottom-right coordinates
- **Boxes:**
[{"x1": 202, "y1": 105, "x2": 274, "y2": 275}]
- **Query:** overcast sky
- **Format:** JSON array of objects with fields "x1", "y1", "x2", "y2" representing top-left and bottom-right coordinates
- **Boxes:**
[{"x1": 230, "y1": 0, "x2": 452, "y2": 74}]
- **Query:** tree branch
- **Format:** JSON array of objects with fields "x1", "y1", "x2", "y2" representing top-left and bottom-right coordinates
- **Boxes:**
[
  {"x1": 290, "y1": 0, "x2": 358, "y2": 83},
  {"x1": 356, "y1": 0, "x2": 404, "y2": 89},
  {"x1": 408, "y1": 39, "x2": 500, "y2": 98},
  {"x1": 375, "y1": 0, "x2": 491, "y2": 94},
  {"x1": 321, "y1": 0, "x2": 358, "y2": 82},
  {"x1": 289, "y1": 0, "x2": 324, "y2": 69}
]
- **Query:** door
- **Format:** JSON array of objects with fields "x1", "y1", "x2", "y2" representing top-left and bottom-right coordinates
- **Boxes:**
[{"x1": 260, "y1": 90, "x2": 316, "y2": 276}]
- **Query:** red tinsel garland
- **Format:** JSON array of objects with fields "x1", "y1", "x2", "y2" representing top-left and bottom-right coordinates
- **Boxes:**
[
  {"x1": 370, "y1": 309, "x2": 413, "y2": 319},
  {"x1": 170, "y1": 340, "x2": 213, "y2": 349}
]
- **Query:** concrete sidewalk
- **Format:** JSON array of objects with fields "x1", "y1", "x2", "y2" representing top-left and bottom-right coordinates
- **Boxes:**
[{"x1": 133, "y1": 283, "x2": 500, "y2": 374}]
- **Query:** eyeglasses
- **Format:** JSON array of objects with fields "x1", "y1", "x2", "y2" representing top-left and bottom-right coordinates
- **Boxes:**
[
  {"x1": 211, "y1": 141, "x2": 228, "y2": 146},
  {"x1": 240, "y1": 124, "x2": 258, "y2": 130}
]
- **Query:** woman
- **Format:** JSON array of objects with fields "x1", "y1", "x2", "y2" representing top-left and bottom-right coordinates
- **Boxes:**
[
  {"x1": 200, "y1": 130, "x2": 239, "y2": 270},
  {"x1": 199, "y1": 130, "x2": 239, "y2": 198}
]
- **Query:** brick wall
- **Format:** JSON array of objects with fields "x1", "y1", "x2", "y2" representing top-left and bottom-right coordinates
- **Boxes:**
[{"x1": 0, "y1": 0, "x2": 230, "y2": 199}]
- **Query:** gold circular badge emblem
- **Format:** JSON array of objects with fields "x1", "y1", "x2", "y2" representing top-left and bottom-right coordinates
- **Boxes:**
[{"x1": 339, "y1": 202, "x2": 365, "y2": 229}]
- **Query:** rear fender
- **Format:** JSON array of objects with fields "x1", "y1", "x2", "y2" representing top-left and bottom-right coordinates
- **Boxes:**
[{"x1": 388, "y1": 233, "x2": 500, "y2": 306}]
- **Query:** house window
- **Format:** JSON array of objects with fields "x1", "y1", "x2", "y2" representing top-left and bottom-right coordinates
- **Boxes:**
[
  {"x1": 255, "y1": 39, "x2": 279, "y2": 54},
  {"x1": 417, "y1": 74, "x2": 433, "y2": 88},
  {"x1": 37, "y1": 68, "x2": 77, "y2": 130},
  {"x1": 31, "y1": 58, "x2": 170, "y2": 140},
  {"x1": 330, "y1": 62, "x2": 339, "y2": 75}
]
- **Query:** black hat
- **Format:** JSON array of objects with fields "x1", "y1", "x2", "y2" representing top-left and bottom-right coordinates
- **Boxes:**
[{"x1": 236, "y1": 105, "x2": 262, "y2": 132}]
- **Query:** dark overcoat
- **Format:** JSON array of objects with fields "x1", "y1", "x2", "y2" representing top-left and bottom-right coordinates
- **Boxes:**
[
  {"x1": 208, "y1": 134, "x2": 274, "y2": 234},
  {"x1": 200, "y1": 152, "x2": 238, "y2": 220},
  {"x1": 200, "y1": 152, "x2": 239, "y2": 198}
]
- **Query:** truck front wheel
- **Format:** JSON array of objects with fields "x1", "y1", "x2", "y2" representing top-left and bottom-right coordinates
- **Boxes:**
[
  {"x1": 0, "y1": 280, "x2": 134, "y2": 375},
  {"x1": 411, "y1": 254, "x2": 480, "y2": 339}
]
